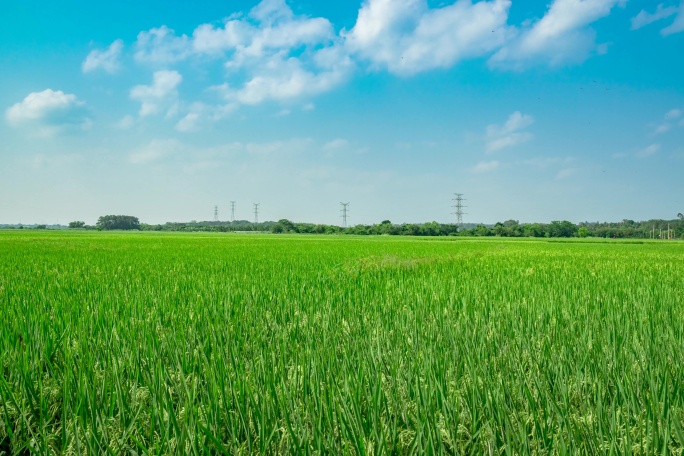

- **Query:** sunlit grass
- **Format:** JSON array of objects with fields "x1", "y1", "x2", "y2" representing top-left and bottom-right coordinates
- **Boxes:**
[{"x1": 1, "y1": 231, "x2": 683, "y2": 454}]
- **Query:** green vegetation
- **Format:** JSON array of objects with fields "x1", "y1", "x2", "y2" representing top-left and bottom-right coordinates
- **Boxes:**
[
  {"x1": 133, "y1": 217, "x2": 684, "y2": 239},
  {"x1": 96, "y1": 215, "x2": 140, "y2": 231},
  {"x1": 1, "y1": 231, "x2": 683, "y2": 454}
]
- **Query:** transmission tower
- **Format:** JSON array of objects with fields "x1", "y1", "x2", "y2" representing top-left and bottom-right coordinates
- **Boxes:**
[
  {"x1": 340, "y1": 202, "x2": 350, "y2": 228},
  {"x1": 452, "y1": 193, "x2": 467, "y2": 227},
  {"x1": 253, "y1": 203, "x2": 260, "y2": 224},
  {"x1": 213, "y1": 205, "x2": 219, "y2": 222},
  {"x1": 230, "y1": 201, "x2": 235, "y2": 222}
]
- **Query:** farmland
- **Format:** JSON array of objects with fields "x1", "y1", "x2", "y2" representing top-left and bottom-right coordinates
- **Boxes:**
[{"x1": 1, "y1": 231, "x2": 683, "y2": 454}]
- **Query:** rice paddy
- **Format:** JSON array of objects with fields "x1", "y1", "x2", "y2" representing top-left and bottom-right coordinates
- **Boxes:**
[{"x1": 1, "y1": 231, "x2": 683, "y2": 454}]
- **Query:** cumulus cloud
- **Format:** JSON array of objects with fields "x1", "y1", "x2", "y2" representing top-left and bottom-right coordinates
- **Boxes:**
[
  {"x1": 631, "y1": 4, "x2": 678, "y2": 30},
  {"x1": 130, "y1": 70, "x2": 182, "y2": 117},
  {"x1": 82, "y1": 40, "x2": 123, "y2": 73},
  {"x1": 472, "y1": 160, "x2": 500, "y2": 173},
  {"x1": 345, "y1": 0, "x2": 511, "y2": 75},
  {"x1": 490, "y1": 0, "x2": 624, "y2": 69},
  {"x1": 135, "y1": 26, "x2": 191, "y2": 64},
  {"x1": 226, "y1": 48, "x2": 352, "y2": 105},
  {"x1": 131, "y1": 0, "x2": 348, "y2": 111},
  {"x1": 5, "y1": 89, "x2": 91, "y2": 135},
  {"x1": 485, "y1": 111, "x2": 534, "y2": 152}
]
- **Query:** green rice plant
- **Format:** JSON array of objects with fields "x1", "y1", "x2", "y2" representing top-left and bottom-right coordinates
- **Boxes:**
[{"x1": 0, "y1": 231, "x2": 683, "y2": 454}]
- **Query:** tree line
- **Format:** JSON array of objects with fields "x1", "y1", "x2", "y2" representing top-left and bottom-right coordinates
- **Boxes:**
[
  {"x1": 140, "y1": 218, "x2": 683, "y2": 239},
  {"x1": 57, "y1": 214, "x2": 684, "y2": 239}
]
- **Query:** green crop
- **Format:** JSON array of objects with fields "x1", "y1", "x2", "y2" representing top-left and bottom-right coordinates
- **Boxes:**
[{"x1": 1, "y1": 231, "x2": 683, "y2": 454}]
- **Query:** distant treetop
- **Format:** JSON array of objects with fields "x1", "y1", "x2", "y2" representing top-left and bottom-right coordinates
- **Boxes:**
[{"x1": 96, "y1": 215, "x2": 140, "y2": 231}]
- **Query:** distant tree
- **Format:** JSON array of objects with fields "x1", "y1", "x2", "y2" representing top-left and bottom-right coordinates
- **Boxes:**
[
  {"x1": 578, "y1": 227, "x2": 589, "y2": 238},
  {"x1": 548, "y1": 220, "x2": 577, "y2": 238},
  {"x1": 35, "y1": 224, "x2": 47, "y2": 230},
  {"x1": 96, "y1": 215, "x2": 140, "y2": 231},
  {"x1": 271, "y1": 219, "x2": 297, "y2": 234},
  {"x1": 678, "y1": 213, "x2": 683, "y2": 221},
  {"x1": 68, "y1": 221, "x2": 85, "y2": 229}
]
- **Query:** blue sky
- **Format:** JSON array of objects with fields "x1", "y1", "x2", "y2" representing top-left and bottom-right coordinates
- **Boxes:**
[{"x1": 1, "y1": 0, "x2": 683, "y2": 225}]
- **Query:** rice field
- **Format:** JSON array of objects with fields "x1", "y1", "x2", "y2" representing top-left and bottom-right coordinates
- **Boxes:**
[{"x1": 1, "y1": 231, "x2": 683, "y2": 454}]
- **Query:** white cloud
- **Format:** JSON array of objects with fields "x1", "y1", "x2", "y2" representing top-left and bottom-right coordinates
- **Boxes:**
[
  {"x1": 665, "y1": 108, "x2": 682, "y2": 119},
  {"x1": 245, "y1": 138, "x2": 315, "y2": 155},
  {"x1": 132, "y1": 0, "x2": 347, "y2": 107},
  {"x1": 174, "y1": 102, "x2": 237, "y2": 132},
  {"x1": 485, "y1": 111, "x2": 534, "y2": 152},
  {"x1": 130, "y1": 70, "x2": 182, "y2": 117},
  {"x1": 490, "y1": 0, "x2": 624, "y2": 69},
  {"x1": 345, "y1": 0, "x2": 511, "y2": 75},
  {"x1": 5, "y1": 89, "x2": 90, "y2": 135},
  {"x1": 662, "y1": 2, "x2": 684, "y2": 35},
  {"x1": 225, "y1": 46, "x2": 353, "y2": 105},
  {"x1": 323, "y1": 138, "x2": 349, "y2": 151},
  {"x1": 198, "y1": 1, "x2": 334, "y2": 63},
  {"x1": 472, "y1": 160, "x2": 500, "y2": 173},
  {"x1": 631, "y1": 4, "x2": 678, "y2": 30},
  {"x1": 655, "y1": 123, "x2": 671, "y2": 134},
  {"x1": 116, "y1": 115, "x2": 135, "y2": 130},
  {"x1": 82, "y1": 40, "x2": 123, "y2": 73},
  {"x1": 637, "y1": 143, "x2": 660, "y2": 158},
  {"x1": 175, "y1": 112, "x2": 201, "y2": 132},
  {"x1": 135, "y1": 26, "x2": 191, "y2": 64},
  {"x1": 522, "y1": 156, "x2": 574, "y2": 168},
  {"x1": 129, "y1": 139, "x2": 182, "y2": 164},
  {"x1": 555, "y1": 168, "x2": 576, "y2": 180}
]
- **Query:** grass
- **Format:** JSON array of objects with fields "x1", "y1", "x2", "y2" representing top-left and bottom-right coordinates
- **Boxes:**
[{"x1": 1, "y1": 231, "x2": 683, "y2": 454}]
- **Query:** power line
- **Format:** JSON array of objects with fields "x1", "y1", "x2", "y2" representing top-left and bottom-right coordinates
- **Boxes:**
[
  {"x1": 230, "y1": 201, "x2": 235, "y2": 222},
  {"x1": 452, "y1": 193, "x2": 466, "y2": 228},
  {"x1": 340, "y1": 202, "x2": 350, "y2": 228},
  {"x1": 213, "y1": 205, "x2": 219, "y2": 222},
  {"x1": 253, "y1": 203, "x2": 260, "y2": 224}
]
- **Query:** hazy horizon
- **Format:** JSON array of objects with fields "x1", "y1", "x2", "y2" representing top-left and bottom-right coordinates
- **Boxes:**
[{"x1": 2, "y1": 0, "x2": 683, "y2": 226}]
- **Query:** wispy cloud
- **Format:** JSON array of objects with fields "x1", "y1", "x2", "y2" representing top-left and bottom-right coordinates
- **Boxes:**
[
  {"x1": 82, "y1": 40, "x2": 123, "y2": 74},
  {"x1": 653, "y1": 108, "x2": 681, "y2": 134},
  {"x1": 665, "y1": 108, "x2": 682, "y2": 120},
  {"x1": 116, "y1": 115, "x2": 135, "y2": 130},
  {"x1": 129, "y1": 139, "x2": 182, "y2": 164},
  {"x1": 662, "y1": 2, "x2": 684, "y2": 35},
  {"x1": 490, "y1": 0, "x2": 624, "y2": 69},
  {"x1": 5, "y1": 89, "x2": 91, "y2": 135},
  {"x1": 637, "y1": 143, "x2": 660, "y2": 158},
  {"x1": 555, "y1": 168, "x2": 576, "y2": 180},
  {"x1": 323, "y1": 138, "x2": 349, "y2": 151},
  {"x1": 485, "y1": 111, "x2": 534, "y2": 152},
  {"x1": 472, "y1": 160, "x2": 500, "y2": 173},
  {"x1": 655, "y1": 123, "x2": 671, "y2": 134},
  {"x1": 631, "y1": 4, "x2": 678, "y2": 30}
]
